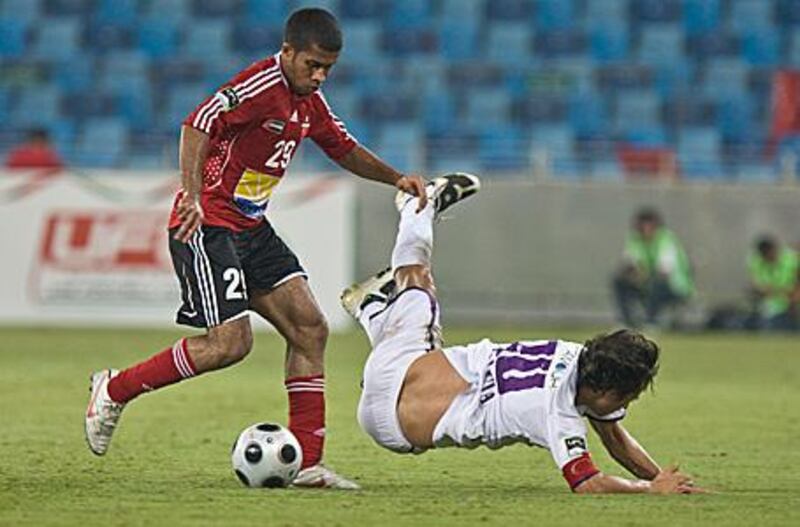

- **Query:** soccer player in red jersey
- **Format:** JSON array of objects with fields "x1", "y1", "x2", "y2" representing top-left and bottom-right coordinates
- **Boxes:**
[{"x1": 85, "y1": 8, "x2": 426, "y2": 489}]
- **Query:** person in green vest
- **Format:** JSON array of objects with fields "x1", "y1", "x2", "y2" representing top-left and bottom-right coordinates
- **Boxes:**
[
  {"x1": 611, "y1": 208, "x2": 695, "y2": 329},
  {"x1": 748, "y1": 235, "x2": 800, "y2": 331}
]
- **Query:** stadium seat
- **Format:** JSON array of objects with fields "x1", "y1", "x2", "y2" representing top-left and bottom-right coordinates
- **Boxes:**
[
  {"x1": 463, "y1": 88, "x2": 511, "y2": 129},
  {"x1": 0, "y1": 0, "x2": 41, "y2": 22},
  {"x1": 441, "y1": 0, "x2": 483, "y2": 20},
  {"x1": 362, "y1": 93, "x2": 417, "y2": 122},
  {"x1": 31, "y1": 18, "x2": 81, "y2": 60},
  {"x1": 194, "y1": 0, "x2": 244, "y2": 18},
  {"x1": 777, "y1": 0, "x2": 800, "y2": 25},
  {"x1": 568, "y1": 91, "x2": 609, "y2": 138},
  {"x1": 9, "y1": 85, "x2": 60, "y2": 128},
  {"x1": 0, "y1": 17, "x2": 28, "y2": 58},
  {"x1": 383, "y1": 27, "x2": 436, "y2": 57},
  {"x1": 341, "y1": 0, "x2": 386, "y2": 19},
  {"x1": 742, "y1": 30, "x2": 780, "y2": 66},
  {"x1": 535, "y1": 30, "x2": 587, "y2": 59},
  {"x1": 586, "y1": 0, "x2": 628, "y2": 23},
  {"x1": 182, "y1": 21, "x2": 232, "y2": 60},
  {"x1": 596, "y1": 64, "x2": 652, "y2": 91},
  {"x1": 730, "y1": 0, "x2": 775, "y2": 32},
  {"x1": 535, "y1": 0, "x2": 575, "y2": 30},
  {"x1": 137, "y1": 18, "x2": 179, "y2": 58},
  {"x1": 0, "y1": 88, "x2": 9, "y2": 126},
  {"x1": 788, "y1": 29, "x2": 800, "y2": 65},
  {"x1": 97, "y1": 51, "x2": 150, "y2": 94},
  {"x1": 386, "y1": 0, "x2": 430, "y2": 29},
  {"x1": 531, "y1": 124, "x2": 577, "y2": 173},
  {"x1": 686, "y1": 31, "x2": 740, "y2": 59},
  {"x1": 631, "y1": 0, "x2": 682, "y2": 22},
  {"x1": 716, "y1": 94, "x2": 757, "y2": 143},
  {"x1": 52, "y1": 57, "x2": 95, "y2": 93},
  {"x1": 86, "y1": 22, "x2": 133, "y2": 52},
  {"x1": 702, "y1": 59, "x2": 749, "y2": 99},
  {"x1": 486, "y1": 22, "x2": 533, "y2": 65},
  {"x1": 232, "y1": 20, "x2": 282, "y2": 54},
  {"x1": 663, "y1": 95, "x2": 716, "y2": 128},
  {"x1": 440, "y1": 18, "x2": 480, "y2": 61},
  {"x1": 478, "y1": 125, "x2": 530, "y2": 170},
  {"x1": 375, "y1": 123, "x2": 424, "y2": 172},
  {"x1": 677, "y1": 126, "x2": 724, "y2": 179},
  {"x1": 45, "y1": 0, "x2": 93, "y2": 16},
  {"x1": 244, "y1": 0, "x2": 290, "y2": 20},
  {"x1": 142, "y1": 0, "x2": 190, "y2": 21},
  {"x1": 486, "y1": 0, "x2": 534, "y2": 21},
  {"x1": 590, "y1": 22, "x2": 630, "y2": 63},
  {"x1": 94, "y1": 0, "x2": 137, "y2": 26},
  {"x1": 340, "y1": 21, "x2": 382, "y2": 62},
  {"x1": 162, "y1": 83, "x2": 209, "y2": 131},
  {"x1": 637, "y1": 24, "x2": 685, "y2": 66},
  {"x1": 614, "y1": 91, "x2": 662, "y2": 137},
  {"x1": 74, "y1": 118, "x2": 129, "y2": 167},
  {"x1": 421, "y1": 91, "x2": 457, "y2": 135},
  {"x1": 652, "y1": 62, "x2": 693, "y2": 96},
  {"x1": 682, "y1": 0, "x2": 720, "y2": 35},
  {"x1": 513, "y1": 95, "x2": 567, "y2": 125}
]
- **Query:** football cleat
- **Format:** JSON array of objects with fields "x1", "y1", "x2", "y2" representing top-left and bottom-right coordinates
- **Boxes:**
[
  {"x1": 395, "y1": 172, "x2": 481, "y2": 218},
  {"x1": 340, "y1": 267, "x2": 395, "y2": 318},
  {"x1": 84, "y1": 369, "x2": 125, "y2": 456},
  {"x1": 292, "y1": 464, "x2": 361, "y2": 490}
]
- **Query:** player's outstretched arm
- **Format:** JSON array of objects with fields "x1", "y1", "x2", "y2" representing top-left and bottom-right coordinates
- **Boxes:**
[
  {"x1": 574, "y1": 465, "x2": 703, "y2": 495},
  {"x1": 590, "y1": 419, "x2": 660, "y2": 480},
  {"x1": 336, "y1": 145, "x2": 427, "y2": 210},
  {"x1": 174, "y1": 125, "x2": 209, "y2": 243}
]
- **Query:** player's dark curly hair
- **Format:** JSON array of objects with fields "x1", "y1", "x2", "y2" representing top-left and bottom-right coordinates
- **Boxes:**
[
  {"x1": 577, "y1": 329, "x2": 660, "y2": 397},
  {"x1": 284, "y1": 8, "x2": 342, "y2": 52}
]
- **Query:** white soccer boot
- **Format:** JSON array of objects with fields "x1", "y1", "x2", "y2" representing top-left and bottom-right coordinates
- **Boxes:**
[
  {"x1": 340, "y1": 266, "x2": 395, "y2": 318},
  {"x1": 292, "y1": 463, "x2": 361, "y2": 490},
  {"x1": 85, "y1": 369, "x2": 125, "y2": 456},
  {"x1": 395, "y1": 172, "x2": 481, "y2": 218}
]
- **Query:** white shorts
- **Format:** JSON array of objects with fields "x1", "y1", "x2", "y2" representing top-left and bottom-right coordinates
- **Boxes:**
[{"x1": 357, "y1": 287, "x2": 441, "y2": 454}]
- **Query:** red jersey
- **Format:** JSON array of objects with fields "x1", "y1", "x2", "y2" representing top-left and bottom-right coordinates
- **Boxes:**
[{"x1": 168, "y1": 53, "x2": 357, "y2": 231}]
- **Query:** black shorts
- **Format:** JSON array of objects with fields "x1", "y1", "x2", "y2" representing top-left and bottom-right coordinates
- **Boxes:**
[{"x1": 168, "y1": 222, "x2": 307, "y2": 328}]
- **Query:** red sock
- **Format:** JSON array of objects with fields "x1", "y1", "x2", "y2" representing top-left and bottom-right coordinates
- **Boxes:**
[
  {"x1": 107, "y1": 338, "x2": 196, "y2": 404},
  {"x1": 285, "y1": 375, "x2": 325, "y2": 469}
]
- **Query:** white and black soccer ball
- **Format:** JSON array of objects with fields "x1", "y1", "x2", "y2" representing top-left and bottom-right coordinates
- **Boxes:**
[{"x1": 231, "y1": 423, "x2": 303, "y2": 488}]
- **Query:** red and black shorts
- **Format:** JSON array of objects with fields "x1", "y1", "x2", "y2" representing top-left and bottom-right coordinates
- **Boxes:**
[{"x1": 168, "y1": 221, "x2": 307, "y2": 328}]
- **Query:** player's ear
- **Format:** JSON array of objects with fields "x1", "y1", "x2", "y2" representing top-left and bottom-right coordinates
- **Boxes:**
[{"x1": 281, "y1": 42, "x2": 294, "y2": 60}]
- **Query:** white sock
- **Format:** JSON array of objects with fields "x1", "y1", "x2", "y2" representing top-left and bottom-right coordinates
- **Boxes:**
[{"x1": 391, "y1": 199, "x2": 434, "y2": 271}]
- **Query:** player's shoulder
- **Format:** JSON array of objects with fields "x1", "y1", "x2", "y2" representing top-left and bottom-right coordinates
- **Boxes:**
[{"x1": 223, "y1": 55, "x2": 285, "y2": 98}]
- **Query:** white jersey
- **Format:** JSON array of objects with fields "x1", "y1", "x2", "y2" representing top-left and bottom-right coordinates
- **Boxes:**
[{"x1": 434, "y1": 339, "x2": 626, "y2": 469}]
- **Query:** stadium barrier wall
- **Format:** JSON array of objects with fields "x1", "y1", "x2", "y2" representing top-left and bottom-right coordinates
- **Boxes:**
[
  {"x1": 0, "y1": 170, "x2": 354, "y2": 330},
  {"x1": 356, "y1": 179, "x2": 800, "y2": 325}
]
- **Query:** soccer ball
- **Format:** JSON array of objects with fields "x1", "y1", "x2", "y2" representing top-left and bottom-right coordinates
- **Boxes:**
[{"x1": 231, "y1": 422, "x2": 303, "y2": 488}]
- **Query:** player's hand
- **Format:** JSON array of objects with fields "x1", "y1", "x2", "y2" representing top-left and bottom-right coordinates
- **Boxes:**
[
  {"x1": 396, "y1": 174, "x2": 427, "y2": 212},
  {"x1": 648, "y1": 465, "x2": 706, "y2": 495},
  {"x1": 174, "y1": 193, "x2": 204, "y2": 243}
]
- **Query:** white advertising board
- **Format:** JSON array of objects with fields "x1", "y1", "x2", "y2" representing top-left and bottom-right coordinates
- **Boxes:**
[{"x1": 0, "y1": 171, "x2": 354, "y2": 330}]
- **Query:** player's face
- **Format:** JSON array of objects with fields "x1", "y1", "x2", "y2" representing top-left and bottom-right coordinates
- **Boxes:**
[
  {"x1": 588, "y1": 389, "x2": 640, "y2": 416},
  {"x1": 281, "y1": 43, "x2": 339, "y2": 96}
]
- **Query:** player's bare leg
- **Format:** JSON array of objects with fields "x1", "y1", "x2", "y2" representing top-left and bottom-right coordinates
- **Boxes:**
[
  {"x1": 249, "y1": 278, "x2": 359, "y2": 490},
  {"x1": 85, "y1": 317, "x2": 253, "y2": 456}
]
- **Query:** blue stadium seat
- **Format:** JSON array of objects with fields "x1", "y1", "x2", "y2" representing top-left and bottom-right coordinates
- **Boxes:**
[
  {"x1": 232, "y1": 20, "x2": 282, "y2": 55},
  {"x1": 440, "y1": 18, "x2": 480, "y2": 61},
  {"x1": 86, "y1": 22, "x2": 133, "y2": 52},
  {"x1": 652, "y1": 62, "x2": 693, "y2": 96},
  {"x1": 778, "y1": 0, "x2": 800, "y2": 25},
  {"x1": 441, "y1": 0, "x2": 484, "y2": 20},
  {"x1": 0, "y1": 17, "x2": 27, "y2": 58},
  {"x1": 0, "y1": 0, "x2": 42, "y2": 22},
  {"x1": 340, "y1": 21, "x2": 382, "y2": 62},
  {"x1": 614, "y1": 91, "x2": 662, "y2": 137},
  {"x1": 788, "y1": 29, "x2": 800, "y2": 65},
  {"x1": 244, "y1": 0, "x2": 290, "y2": 21},
  {"x1": 341, "y1": 0, "x2": 386, "y2": 19},
  {"x1": 10, "y1": 85, "x2": 60, "y2": 128},
  {"x1": 621, "y1": 125, "x2": 669, "y2": 147},
  {"x1": 478, "y1": 125, "x2": 530, "y2": 170},
  {"x1": 730, "y1": 0, "x2": 775, "y2": 32},
  {"x1": 182, "y1": 21, "x2": 232, "y2": 60},
  {"x1": 386, "y1": 0, "x2": 430, "y2": 29},
  {"x1": 568, "y1": 91, "x2": 609, "y2": 138},
  {"x1": 686, "y1": 31, "x2": 740, "y2": 59},
  {"x1": 682, "y1": 0, "x2": 720, "y2": 35},
  {"x1": 31, "y1": 18, "x2": 81, "y2": 60},
  {"x1": 53, "y1": 57, "x2": 95, "y2": 93},
  {"x1": 702, "y1": 59, "x2": 748, "y2": 98},
  {"x1": 742, "y1": 29, "x2": 780, "y2": 66},
  {"x1": 142, "y1": 0, "x2": 190, "y2": 21},
  {"x1": 716, "y1": 94, "x2": 757, "y2": 143},
  {"x1": 531, "y1": 123, "x2": 576, "y2": 173},
  {"x1": 590, "y1": 22, "x2": 630, "y2": 63},
  {"x1": 631, "y1": 0, "x2": 682, "y2": 22},
  {"x1": 663, "y1": 95, "x2": 715, "y2": 128},
  {"x1": 97, "y1": 51, "x2": 150, "y2": 94},
  {"x1": 162, "y1": 84, "x2": 208, "y2": 131},
  {"x1": 137, "y1": 18, "x2": 179, "y2": 58},
  {"x1": 535, "y1": 0, "x2": 575, "y2": 30},
  {"x1": 321, "y1": 86, "x2": 360, "y2": 123},
  {"x1": 513, "y1": 95, "x2": 567, "y2": 124},
  {"x1": 486, "y1": 22, "x2": 532, "y2": 65},
  {"x1": 637, "y1": 24, "x2": 685, "y2": 66},
  {"x1": 375, "y1": 123, "x2": 424, "y2": 172},
  {"x1": 0, "y1": 88, "x2": 9, "y2": 126},
  {"x1": 74, "y1": 118, "x2": 129, "y2": 167},
  {"x1": 47, "y1": 120, "x2": 76, "y2": 155},
  {"x1": 486, "y1": 0, "x2": 534, "y2": 21},
  {"x1": 95, "y1": 0, "x2": 137, "y2": 26},
  {"x1": 677, "y1": 126, "x2": 724, "y2": 179},
  {"x1": 383, "y1": 27, "x2": 436, "y2": 57},
  {"x1": 422, "y1": 92, "x2": 457, "y2": 134},
  {"x1": 426, "y1": 130, "x2": 480, "y2": 174},
  {"x1": 362, "y1": 93, "x2": 417, "y2": 122},
  {"x1": 586, "y1": 0, "x2": 628, "y2": 23},
  {"x1": 464, "y1": 88, "x2": 511, "y2": 129},
  {"x1": 596, "y1": 64, "x2": 652, "y2": 91}
]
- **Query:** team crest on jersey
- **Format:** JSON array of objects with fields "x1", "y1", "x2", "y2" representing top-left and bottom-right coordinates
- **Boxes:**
[
  {"x1": 263, "y1": 119, "x2": 286, "y2": 134},
  {"x1": 565, "y1": 437, "x2": 587, "y2": 455},
  {"x1": 215, "y1": 87, "x2": 240, "y2": 111}
]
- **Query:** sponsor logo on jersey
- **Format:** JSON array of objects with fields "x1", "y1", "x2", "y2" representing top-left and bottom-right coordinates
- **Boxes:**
[
  {"x1": 215, "y1": 87, "x2": 240, "y2": 111},
  {"x1": 263, "y1": 119, "x2": 286, "y2": 134},
  {"x1": 233, "y1": 169, "x2": 281, "y2": 218},
  {"x1": 565, "y1": 436, "x2": 587, "y2": 456}
]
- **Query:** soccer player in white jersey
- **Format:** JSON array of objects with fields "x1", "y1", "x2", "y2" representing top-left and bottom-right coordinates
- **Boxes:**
[{"x1": 341, "y1": 173, "x2": 704, "y2": 494}]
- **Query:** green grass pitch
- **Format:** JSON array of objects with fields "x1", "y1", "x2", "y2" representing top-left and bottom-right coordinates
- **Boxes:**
[{"x1": 0, "y1": 326, "x2": 798, "y2": 526}]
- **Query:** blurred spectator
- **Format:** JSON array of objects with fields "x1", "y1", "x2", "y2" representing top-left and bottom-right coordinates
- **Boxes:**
[
  {"x1": 747, "y1": 235, "x2": 800, "y2": 331},
  {"x1": 611, "y1": 207, "x2": 695, "y2": 328},
  {"x1": 4, "y1": 129, "x2": 64, "y2": 170}
]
